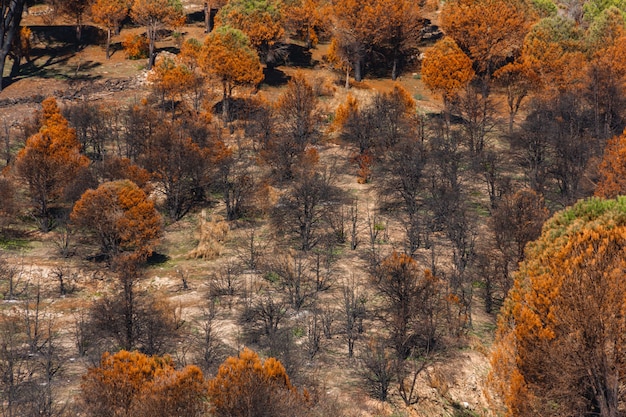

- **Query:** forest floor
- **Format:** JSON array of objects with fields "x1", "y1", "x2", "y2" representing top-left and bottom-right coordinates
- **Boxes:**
[{"x1": 0, "y1": 4, "x2": 498, "y2": 417}]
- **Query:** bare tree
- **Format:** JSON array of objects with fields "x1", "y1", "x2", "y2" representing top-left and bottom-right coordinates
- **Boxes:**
[
  {"x1": 72, "y1": 310, "x2": 90, "y2": 357},
  {"x1": 454, "y1": 84, "x2": 497, "y2": 156},
  {"x1": 397, "y1": 356, "x2": 429, "y2": 406},
  {"x1": 194, "y1": 300, "x2": 224, "y2": 373},
  {"x1": 360, "y1": 339, "x2": 394, "y2": 402},
  {"x1": 0, "y1": 292, "x2": 63, "y2": 417},
  {"x1": 236, "y1": 228, "x2": 264, "y2": 271},
  {"x1": 266, "y1": 252, "x2": 317, "y2": 311},
  {"x1": 342, "y1": 276, "x2": 366, "y2": 358},
  {"x1": 89, "y1": 262, "x2": 180, "y2": 355},
  {"x1": 312, "y1": 245, "x2": 337, "y2": 292},
  {"x1": 378, "y1": 135, "x2": 426, "y2": 254},
  {"x1": 272, "y1": 168, "x2": 343, "y2": 251},
  {"x1": 49, "y1": 266, "x2": 78, "y2": 296},
  {"x1": 375, "y1": 253, "x2": 447, "y2": 359},
  {"x1": 209, "y1": 262, "x2": 240, "y2": 309},
  {"x1": 214, "y1": 148, "x2": 255, "y2": 221},
  {"x1": 0, "y1": 313, "x2": 34, "y2": 417},
  {"x1": 240, "y1": 292, "x2": 287, "y2": 345},
  {"x1": 349, "y1": 199, "x2": 359, "y2": 250},
  {"x1": 305, "y1": 311, "x2": 322, "y2": 359},
  {"x1": 321, "y1": 307, "x2": 335, "y2": 339},
  {"x1": 0, "y1": 256, "x2": 24, "y2": 300}
]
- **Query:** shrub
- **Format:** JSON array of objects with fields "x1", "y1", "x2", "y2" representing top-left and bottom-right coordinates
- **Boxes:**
[{"x1": 122, "y1": 33, "x2": 149, "y2": 59}]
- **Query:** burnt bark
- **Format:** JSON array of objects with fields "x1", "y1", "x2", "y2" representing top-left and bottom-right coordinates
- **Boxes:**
[{"x1": 0, "y1": 0, "x2": 27, "y2": 91}]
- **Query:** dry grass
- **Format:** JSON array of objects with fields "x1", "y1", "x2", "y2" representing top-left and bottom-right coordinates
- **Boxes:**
[{"x1": 186, "y1": 210, "x2": 229, "y2": 260}]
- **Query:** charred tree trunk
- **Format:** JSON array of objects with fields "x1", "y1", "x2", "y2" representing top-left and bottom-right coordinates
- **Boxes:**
[
  {"x1": 391, "y1": 49, "x2": 399, "y2": 81},
  {"x1": 354, "y1": 59, "x2": 363, "y2": 82},
  {"x1": 204, "y1": 2, "x2": 213, "y2": 33},
  {"x1": 9, "y1": 53, "x2": 20, "y2": 78},
  {"x1": 147, "y1": 24, "x2": 156, "y2": 69},
  {"x1": 0, "y1": 0, "x2": 27, "y2": 91},
  {"x1": 106, "y1": 28, "x2": 112, "y2": 59}
]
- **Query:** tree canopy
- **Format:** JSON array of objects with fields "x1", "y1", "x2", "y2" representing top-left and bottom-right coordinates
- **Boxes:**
[
  {"x1": 421, "y1": 37, "x2": 475, "y2": 105},
  {"x1": 200, "y1": 26, "x2": 263, "y2": 119},
  {"x1": 15, "y1": 97, "x2": 90, "y2": 231},
  {"x1": 81, "y1": 350, "x2": 206, "y2": 417},
  {"x1": 131, "y1": 0, "x2": 185, "y2": 68},
  {"x1": 91, "y1": 0, "x2": 130, "y2": 59},
  {"x1": 71, "y1": 179, "x2": 162, "y2": 261},
  {"x1": 207, "y1": 348, "x2": 307, "y2": 417},
  {"x1": 215, "y1": 0, "x2": 284, "y2": 65},
  {"x1": 489, "y1": 197, "x2": 626, "y2": 416}
]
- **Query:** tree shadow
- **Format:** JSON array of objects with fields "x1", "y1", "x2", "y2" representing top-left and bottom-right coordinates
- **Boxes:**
[
  {"x1": 160, "y1": 46, "x2": 181, "y2": 55},
  {"x1": 146, "y1": 252, "x2": 169, "y2": 265},
  {"x1": 262, "y1": 67, "x2": 289, "y2": 87},
  {"x1": 187, "y1": 8, "x2": 217, "y2": 29},
  {"x1": 212, "y1": 97, "x2": 248, "y2": 121},
  {"x1": 107, "y1": 41, "x2": 124, "y2": 59},
  {"x1": 2, "y1": 25, "x2": 105, "y2": 86},
  {"x1": 30, "y1": 24, "x2": 105, "y2": 47},
  {"x1": 285, "y1": 43, "x2": 315, "y2": 68}
]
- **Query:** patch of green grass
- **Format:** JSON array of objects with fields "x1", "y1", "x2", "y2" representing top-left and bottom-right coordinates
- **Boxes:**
[
  {"x1": 264, "y1": 271, "x2": 280, "y2": 283},
  {"x1": 292, "y1": 326, "x2": 305, "y2": 338},
  {"x1": 469, "y1": 321, "x2": 497, "y2": 341},
  {"x1": 0, "y1": 237, "x2": 30, "y2": 250},
  {"x1": 413, "y1": 93, "x2": 424, "y2": 101},
  {"x1": 472, "y1": 202, "x2": 490, "y2": 217},
  {"x1": 472, "y1": 280, "x2": 485, "y2": 289}
]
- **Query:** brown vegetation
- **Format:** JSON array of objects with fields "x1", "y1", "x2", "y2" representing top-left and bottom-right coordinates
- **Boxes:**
[{"x1": 2, "y1": 0, "x2": 626, "y2": 416}]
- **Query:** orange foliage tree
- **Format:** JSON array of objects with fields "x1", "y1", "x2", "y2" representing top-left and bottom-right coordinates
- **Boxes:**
[
  {"x1": 200, "y1": 26, "x2": 263, "y2": 120},
  {"x1": 375, "y1": 0, "x2": 423, "y2": 80},
  {"x1": 275, "y1": 72, "x2": 318, "y2": 141},
  {"x1": 586, "y1": 8, "x2": 626, "y2": 139},
  {"x1": 488, "y1": 197, "x2": 626, "y2": 416},
  {"x1": 71, "y1": 180, "x2": 162, "y2": 261},
  {"x1": 258, "y1": 72, "x2": 319, "y2": 181},
  {"x1": 330, "y1": 0, "x2": 423, "y2": 81},
  {"x1": 521, "y1": 16, "x2": 588, "y2": 95},
  {"x1": 15, "y1": 97, "x2": 90, "y2": 231},
  {"x1": 215, "y1": 0, "x2": 284, "y2": 66},
  {"x1": 130, "y1": 0, "x2": 185, "y2": 69},
  {"x1": 175, "y1": 38, "x2": 208, "y2": 111},
  {"x1": 122, "y1": 33, "x2": 149, "y2": 59},
  {"x1": 207, "y1": 348, "x2": 307, "y2": 417},
  {"x1": 147, "y1": 54, "x2": 197, "y2": 114},
  {"x1": 441, "y1": 0, "x2": 535, "y2": 78},
  {"x1": 330, "y1": 0, "x2": 380, "y2": 82},
  {"x1": 96, "y1": 156, "x2": 153, "y2": 193},
  {"x1": 494, "y1": 60, "x2": 539, "y2": 133},
  {"x1": 81, "y1": 350, "x2": 206, "y2": 417},
  {"x1": 91, "y1": 0, "x2": 130, "y2": 59},
  {"x1": 421, "y1": 37, "x2": 475, "y2": 109},
  {"x1": 282, "y1": 0, "x2": 328, "y2": 49},
  {"x1": 595, "y1": 130, "x2": 626, "y2": 198}
]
